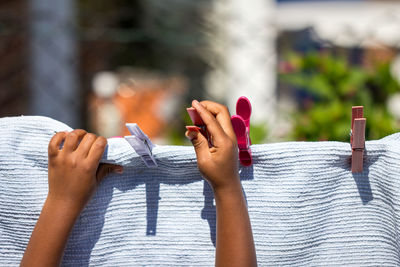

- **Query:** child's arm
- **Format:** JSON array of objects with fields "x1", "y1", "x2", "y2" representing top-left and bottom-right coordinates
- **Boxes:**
[
  {"x1": 186, "y1": 100, "x2": 257, "y2": 267},
  {"x1": 20, "y1": 130, "x2": 122, "y2": 267}
]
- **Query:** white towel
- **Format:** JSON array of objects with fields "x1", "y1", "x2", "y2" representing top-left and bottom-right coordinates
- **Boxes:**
[{"x1": 1, "y1": 116, "x2": 400, "y2": 266}]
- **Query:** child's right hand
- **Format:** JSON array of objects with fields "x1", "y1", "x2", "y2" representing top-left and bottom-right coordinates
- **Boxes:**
[
  {"x1": 186, "y1": 100, "x2": 240, "y2": 192},
  {"x1": 186, "y1": 100, "x2": 257, "y2": 267}
]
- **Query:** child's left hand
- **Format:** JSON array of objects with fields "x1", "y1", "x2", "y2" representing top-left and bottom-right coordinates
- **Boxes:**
[{"x1": 21, "y1": 129, "x2": 122, "y2": 267}]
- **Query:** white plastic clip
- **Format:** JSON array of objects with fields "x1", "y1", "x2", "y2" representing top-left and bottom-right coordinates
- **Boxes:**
[{"x1": 124, "y1": 123, "x2": 157, "y2": 168}]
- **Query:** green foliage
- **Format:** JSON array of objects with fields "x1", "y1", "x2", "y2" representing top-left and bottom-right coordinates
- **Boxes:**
[
  {"x1": 165, "y1": 107, "x2": 194, "y2": 146},
  {"x1": 250, "y1": 123, "x2": 268, "y2": 144},
  {"x1": 280, "y1": 51, "x2": 400, "y2": 141}
]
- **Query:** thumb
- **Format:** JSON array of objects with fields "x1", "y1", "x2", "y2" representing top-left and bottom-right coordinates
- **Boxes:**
[
  {"x1": 186, "y1": 128, "x2": 210, "y2": 162},
  {"x1": 96, "y1": 163, "x2": 123, "y2": 183}
]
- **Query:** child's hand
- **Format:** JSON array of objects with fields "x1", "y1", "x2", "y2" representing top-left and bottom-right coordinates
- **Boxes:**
[
  {"x1": 47, "y1": 129, "x2": 122, "y2": 213},
  {"x1": 186, "y1": 100, "x2": 257, "y2": 266},
  {"x1": 186, "y1": 100, "x2": 240, "y2": 192},
  {"x1": 21, "y1": 130, "x2": 123, "y2": 267}
]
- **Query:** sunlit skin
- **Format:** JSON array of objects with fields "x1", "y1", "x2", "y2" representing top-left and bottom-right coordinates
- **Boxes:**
[
  {"x1": 186, "y1": 100, "x2": 257, "y2": 267},
  {"x1": 20, "y1": 130, "x2": 122, "y2": 267},
  {"x1": 20, "y1": 100, "x2": 257, "y2": 267}
]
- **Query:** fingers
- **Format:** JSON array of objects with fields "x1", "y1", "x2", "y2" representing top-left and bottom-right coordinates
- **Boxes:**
[
  {"x1": 76, "y1": 133, "x2": 98, "y2": 157},
  {"x1": 192, "y1": 100, "x2": 227, "y2": 144},
  {"x1": 87, "y1": 136, "x2": 107, "y2": 165},
  {"x1": 48, "y1": 131, "x2": 68, "y2": 158},
  {"x1": 186, "y1": 127, "x2": 211, "y2": 164},
  {"x1": 53, "y1": 129, "x2": 107, "y2": 166},
  {"x1": 199, "y1": 100, "x2": 236, "y2": 142},
  {"x1": 63, "y1": 129, "x2": 87, "y2": 152},
  {"x1": 96, "y1": 163, "x2": 123, "y2": 183}
]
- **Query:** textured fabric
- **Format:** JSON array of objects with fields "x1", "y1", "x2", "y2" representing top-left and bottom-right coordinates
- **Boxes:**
[{"x1": 1, "y1": 116, "x2": 400, "y2": 266}]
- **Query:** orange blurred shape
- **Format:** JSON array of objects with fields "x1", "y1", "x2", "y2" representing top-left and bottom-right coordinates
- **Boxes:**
[{"x1": 114, "y1": 75, "x2": 187, "y2": 139}]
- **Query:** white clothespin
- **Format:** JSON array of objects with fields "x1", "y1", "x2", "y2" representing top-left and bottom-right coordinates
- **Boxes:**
[{"x1": 124, "y1": 123, "x2": 157, "y2": 168}]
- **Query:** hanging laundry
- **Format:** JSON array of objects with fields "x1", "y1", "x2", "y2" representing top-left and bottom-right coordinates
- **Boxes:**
[{"x1": 0, "y1": 116, "x2": 400, "y2": 266}]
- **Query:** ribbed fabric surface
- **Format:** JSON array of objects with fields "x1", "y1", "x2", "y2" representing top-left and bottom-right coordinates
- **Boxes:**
[{"x1": 1, "y1": 116, "x2": 400, "y2": 266}]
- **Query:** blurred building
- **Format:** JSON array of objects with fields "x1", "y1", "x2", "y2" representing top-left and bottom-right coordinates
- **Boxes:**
[
  {"x1": 277, "y1": 0, "x2": 400, "y2": 48},
  {"x1": 205, "y1": 0, "x2": 277, "y2": 127}
]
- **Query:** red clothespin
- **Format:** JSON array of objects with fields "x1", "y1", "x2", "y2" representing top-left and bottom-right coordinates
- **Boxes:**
[
  {"x1": 186, "y1": 107, "x2": 212, "y2": 147},
  {"x1": 351, "y1": 106, "x2": 366, "y2": 173},
  {"x1": 231, "y1": 96, "x2": 252, "y2": 166}
]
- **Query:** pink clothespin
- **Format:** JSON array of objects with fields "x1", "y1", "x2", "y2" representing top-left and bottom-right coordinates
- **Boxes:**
[
  {"x1": 231, "y1": 96, "x2": 252, "y2": 166},
  {"x1": 351, "y1": 106, "x2": 366, "y2": 173},
  {"x1": 186, "y1": 107, "x2": 212, "y2": 147}
]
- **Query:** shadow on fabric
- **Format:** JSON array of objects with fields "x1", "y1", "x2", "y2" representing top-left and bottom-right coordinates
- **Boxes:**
[
  {"x1": 62, "y1": 164, "x2": 202, "y2": 266},
  {"x1": 351, "y1": 149, "x2": 378, "y2": 205},
  {"x1": 201, "y1": 164, "x2": 254, "y2": 247},
  {"x1": 329, "y1": 149, "x2": 379, "y2": 205},
  {"x1": 62, "y1": 159, "x2": 255, "y2": 265}
]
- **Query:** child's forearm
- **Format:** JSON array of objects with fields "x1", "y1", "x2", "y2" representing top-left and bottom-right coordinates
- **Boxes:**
[
  {"x1": 21, "y1": 130, "x2": 118, "y2": 266},
  {"x1": 214, "y1": 179, "x2": 257, "y2": 267},
  {"x1": 186, "y1": 100, "x2": 257, "y2": 266},
  {"x1": 20, "y1": 197, "x2": 81, "y2": 267}
]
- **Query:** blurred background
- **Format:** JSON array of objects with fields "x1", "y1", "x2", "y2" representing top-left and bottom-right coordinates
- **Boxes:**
[{"x1": 1, "y1": 0, "x2": 400, "y2": 144}]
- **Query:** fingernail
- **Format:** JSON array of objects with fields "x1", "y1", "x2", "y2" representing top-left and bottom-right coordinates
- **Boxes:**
[
  {"x1": 193, "y1": 100, "x2": 200, "y2": 107},
  {"x1": 114, "y1": 166, "x2": 124, "y2": 174},
  {"x1": 185, "y1": 126, "x2": 200, "y2": 132},
  {"x1": 185, "y1": 130, "x2": 198, "y2": 141}
]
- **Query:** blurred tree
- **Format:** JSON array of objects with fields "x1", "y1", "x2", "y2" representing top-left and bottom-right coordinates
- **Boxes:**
[
  {"x1": 78, "y1": 0, "x2": 210, "y2": 90},
  {"x1": 280, "y1": 51, "x2": 400, "y2": 141},
  {"x1": 78, "y1": 0, "x2": 212, "y2": 135}
]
